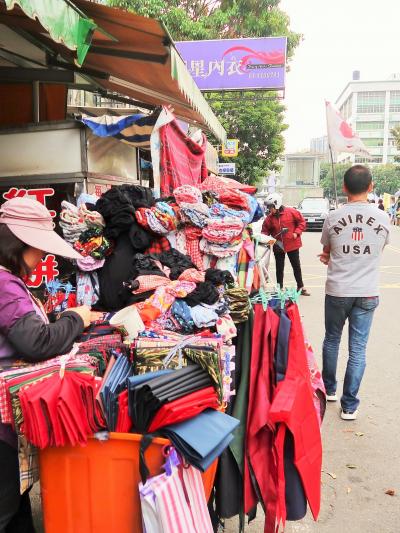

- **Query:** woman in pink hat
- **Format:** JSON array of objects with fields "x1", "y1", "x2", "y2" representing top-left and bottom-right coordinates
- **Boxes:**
[{"x1": 0, "y1": 197, "x2": 91, "y2": 532}]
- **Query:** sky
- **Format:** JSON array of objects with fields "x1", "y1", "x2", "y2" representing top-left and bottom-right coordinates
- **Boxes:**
[{"x1": 280, "y1": 0, "x2": 400, "y2": 152}]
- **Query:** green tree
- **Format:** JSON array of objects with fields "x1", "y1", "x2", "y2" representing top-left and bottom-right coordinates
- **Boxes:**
[
  {"x1": 371, "y1": 164, "x2": 400, "y2": 195},
  {"x1": 320, "y1": 162, "x2": 351, "y2": 199},
  {"x1": 108, "y1": 0, "x2": 301, "y2": 184},
  {"x1": 207, "y1": 91, "x2": 286, "y2": 183},
  {"x1": 390, "y1": 125, "x2": 400, "y2": 163},
  {"x1": 320, "y1": 162, "x2": 400, "y2": 197}
]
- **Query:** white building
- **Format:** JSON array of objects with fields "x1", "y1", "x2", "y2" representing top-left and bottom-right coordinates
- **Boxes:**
[
  {"x1": 310, "y1": 135, "x2": 330, "y2": 161},
  {"x1": 278, "y1": 152, "x2": 324, "y2": 206},
  {"x1": 335, "y1": 75, "x2": 400, "y2": 165}
]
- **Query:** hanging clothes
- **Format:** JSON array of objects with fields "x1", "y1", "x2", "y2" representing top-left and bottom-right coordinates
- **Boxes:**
[
  {"x1": 244, "y1": 304, "x2": 279, "y2": 532},
  {"x1": 269, "y1": 303, "x2": 322, "y2": 529}
]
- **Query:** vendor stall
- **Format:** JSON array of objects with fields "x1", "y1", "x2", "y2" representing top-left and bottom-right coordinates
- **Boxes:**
[
  {"x1": 0, "y1": 2, "x2": 324, "y2": 532},
  {"x1": 0, "y1": 176, "x2": 325, "y2": 533}
]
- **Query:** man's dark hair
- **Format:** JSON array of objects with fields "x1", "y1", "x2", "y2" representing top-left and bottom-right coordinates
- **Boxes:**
[
  {"x1": 0, "y1": 225, "x2": 30, "y2": 277},
  {"x1": 343, "y1": 165, "x2": 372, "y2": 194}
]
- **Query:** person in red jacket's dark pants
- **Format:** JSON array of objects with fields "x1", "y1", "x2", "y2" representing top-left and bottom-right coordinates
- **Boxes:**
[{"x1": 262, "y1": 193, "x2": 310, "y2": 296}]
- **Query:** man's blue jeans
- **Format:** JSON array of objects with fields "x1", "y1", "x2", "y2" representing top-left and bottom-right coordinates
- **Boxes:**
[{"x1": 322, "y1": 295, "x2": 379, "y2": 412}]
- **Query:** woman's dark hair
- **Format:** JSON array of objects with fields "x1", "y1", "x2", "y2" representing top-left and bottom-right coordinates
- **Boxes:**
[{"x1": 0, "y1": 224, "x2": 30, "y2": 277}]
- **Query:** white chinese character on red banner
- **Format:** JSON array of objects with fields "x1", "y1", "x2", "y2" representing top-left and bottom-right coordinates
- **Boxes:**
[
  {"x1": 3, "y1": 187, "x2": 56, "y2": 217},
  {"x1": 27, "y1": 255, "x2": 59, "y2": 289}
]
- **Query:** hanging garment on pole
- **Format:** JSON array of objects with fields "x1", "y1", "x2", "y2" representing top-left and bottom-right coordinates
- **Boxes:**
[
  {"x1": 269, "y1": 303, "x2": 322, "y2": 529},
  {"x1": 244, "y1": 304, "x2": 280, "y2": 532}
]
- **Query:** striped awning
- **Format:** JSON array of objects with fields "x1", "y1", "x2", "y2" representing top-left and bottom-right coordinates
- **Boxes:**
[{"x1": 80, "y1": 113, "x2": 157, "y2": 147}]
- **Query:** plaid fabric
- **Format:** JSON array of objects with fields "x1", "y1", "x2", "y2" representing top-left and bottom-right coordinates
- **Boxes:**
[
  {"x1": 132, "y1": 275, "x2": 170, "y2": 294},
  {"x1": 145, "y1": 237, "x2": 171, "y2": 255},
  {"x1": 18, "y1": 435, "x2": 39, "y2": 494},
  {"x1": 184, "y1": 227, "x2": 203, "y2": 270}
]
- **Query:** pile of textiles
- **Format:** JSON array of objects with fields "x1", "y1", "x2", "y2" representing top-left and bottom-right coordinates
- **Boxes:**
[
  {"x1": 19, "y1": 371, "x2": 105, "y2": 448},
  {"x1": 43, "y1": 280, "x2": 76, "y2": 314},
  {"x1": 128, "y1": 365, "x2": 216, "y2": 433},
  {"x1": 56, "y1": 181, "x2": 265, "y2": 309},
  {"x1": 132, "y1": 331, "x2": 235, "y2": 404},
  {"x1": 123, "y1": 260, "x2": 237, "y2": 339},
  {"x1": 136, "y1": 201, "x2": 179, "y2": 235},
  {"x1": 59, "y1": 196, "x2": 111, "y2": 308}
]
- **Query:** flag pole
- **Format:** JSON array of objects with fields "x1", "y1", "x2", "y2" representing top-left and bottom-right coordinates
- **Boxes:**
[{"x1": 329, "y1": 144, "x2": 339, "y2": 208}]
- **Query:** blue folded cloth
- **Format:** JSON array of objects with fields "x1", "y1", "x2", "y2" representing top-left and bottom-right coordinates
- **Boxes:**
[{"x1": 160, "y1": 409, "x2": 240, "y2": 471}]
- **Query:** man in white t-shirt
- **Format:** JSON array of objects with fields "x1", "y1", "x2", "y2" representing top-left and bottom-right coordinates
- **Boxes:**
[{"x1": 319, "y1": 165, "x2": 390, "y2": 420}]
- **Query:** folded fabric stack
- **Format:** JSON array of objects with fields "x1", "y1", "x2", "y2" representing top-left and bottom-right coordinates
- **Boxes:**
[
  {"x1": 20, "y1": 371, "x2": 105, "y2": 448},
  {"x1": 132, "y1": 332, "x2": 235, "y2": 404},
  {"x1": 0, "y1": 354, "x2": 103, "y2": 446},
  {"x1": 128, "y1": 366, "x2": 216, "y2": 433},
  {"x1": 99, "y1": 354, "x2": 133, "y2": 431},
  {"x1": 136, "y1": 201, "x2": 179, "y2": 235},
  {"x1": 224, "y1": 287, "x2": 252, "y2": 323},
  {"x1": 160, "y1": 409, "x2": 240, "y2": 471}
]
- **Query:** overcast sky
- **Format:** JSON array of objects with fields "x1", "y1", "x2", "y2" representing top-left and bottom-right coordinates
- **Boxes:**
[{"x1": 280, "y1": 0, "x2": 400, "y2": 152}]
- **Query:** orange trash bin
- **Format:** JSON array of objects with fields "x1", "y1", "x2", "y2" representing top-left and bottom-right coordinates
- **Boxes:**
[{"x1": 39, "y1": 432, "x2": 217, "y2": 533}]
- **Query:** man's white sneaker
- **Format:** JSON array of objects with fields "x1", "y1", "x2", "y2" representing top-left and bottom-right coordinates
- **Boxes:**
[
  {"x1": 341, "y1": 409, "x2": 359, "y2": 421},
  {"x1": 326, "y1": 394, "x2": 338, "y2": 402}
]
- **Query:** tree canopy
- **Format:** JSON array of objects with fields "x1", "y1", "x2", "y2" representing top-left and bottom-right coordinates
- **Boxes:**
[
  {"x1": 320, "y1": 162, "x2": 400, "y2": 197},
  {"x1": 108, "y1": 0, "x2": 301, "y2": 184}
]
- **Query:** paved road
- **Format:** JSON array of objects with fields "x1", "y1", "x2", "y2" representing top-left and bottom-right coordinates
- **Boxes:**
[
  {"x1": 32, "y1": 228, "x2": 400, "y2": 532},
  {"x1": 226, "y1": 227, "x2": 400, "y2": 533}
]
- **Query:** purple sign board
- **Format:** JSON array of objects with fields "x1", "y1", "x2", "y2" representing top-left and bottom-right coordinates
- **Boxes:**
[{"x1": 175, "y1": 37, "x2": 287, "y2": 91}]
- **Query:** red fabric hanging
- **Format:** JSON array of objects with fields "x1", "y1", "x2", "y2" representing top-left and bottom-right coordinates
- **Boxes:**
[
  {"x1": 269, "y1": 304, "x2": 322, "y2": 528},
  {"x1": 159, "y1": 120, "x2": 208, "y2": 196},
  {"x1": 244, "y1": 304, "x2": 280, "y2": 532}
]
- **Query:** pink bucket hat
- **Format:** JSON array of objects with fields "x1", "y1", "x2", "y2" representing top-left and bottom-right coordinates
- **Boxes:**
[{"x1": 0, "y1": 197, "x2": 82, "y2": 259}]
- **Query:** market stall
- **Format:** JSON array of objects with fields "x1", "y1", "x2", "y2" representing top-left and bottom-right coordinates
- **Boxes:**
[
  {"x1": 0, "y1": 2, "x2": 324, "y2": 532},
  {"x1": 0, "y1": 174, "x2": 325, "y2": 533}
]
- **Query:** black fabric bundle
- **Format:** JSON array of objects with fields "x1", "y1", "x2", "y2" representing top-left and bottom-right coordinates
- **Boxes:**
[
  {"x1": 98, "y1": 233, "x2": 137, "y2": 310},
  {"x1": 96, "y1": 185, "x2": 154, "y2": 240},
  {"x1": 185, "y1": 282, "x2": 220, "y2": 307},
  {"x1": 154, "y1": 249, "x2": 196, "y2": 280},
  {"x1": 205, "y1": 268, "x2": 235, "y2": 287},
  {"x1": 131, "y1": 254, "x2": 166, "y2": 280},
  {"x1": 128, "y1": 224, "x2": 152, "y2": 252},
  {"x1": 129, "y1": 365, "x2": 212, "y2": 433}
]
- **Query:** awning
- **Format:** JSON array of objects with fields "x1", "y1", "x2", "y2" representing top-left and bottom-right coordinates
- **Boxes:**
[
  {"x1": 0, "y1": 0, "x2": 226, "y2": 141},
  {"x1": 4, "y1": 0, "x2": 97, "y2": 65}
]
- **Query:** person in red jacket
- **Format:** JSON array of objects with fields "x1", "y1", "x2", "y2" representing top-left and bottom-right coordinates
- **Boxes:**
[{"x1": 262, "y1": 193, "x2": 310, "y2": 296}]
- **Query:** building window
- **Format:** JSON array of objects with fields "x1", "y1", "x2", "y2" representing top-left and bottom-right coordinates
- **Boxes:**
[
  {"x1": 361, "y1": 138, "x2": 384, "y2": 147},
  {"x1": 287, "y1": 159, "x2": 315, "y2": 186},
  {"x1": 355, "y1": 156, "x2": 382, "y2": 164},
  {"x1": 357, "y1": 91, "x2": 385, "y2": 113},
  {"x1": 340, "y1": 96, "x2": 353, "y2": 120},
  {"x1": 356, "y1": 121, "x2": 384, "y2": 130},
  {"x1": 390, "y1": 91, "x2": 400, "y2": 112}
]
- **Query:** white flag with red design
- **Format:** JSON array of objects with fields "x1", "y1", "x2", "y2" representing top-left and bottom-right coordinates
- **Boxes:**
[{"x1": 325, "y1": 101, "x2": 370, "y2": 156}]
